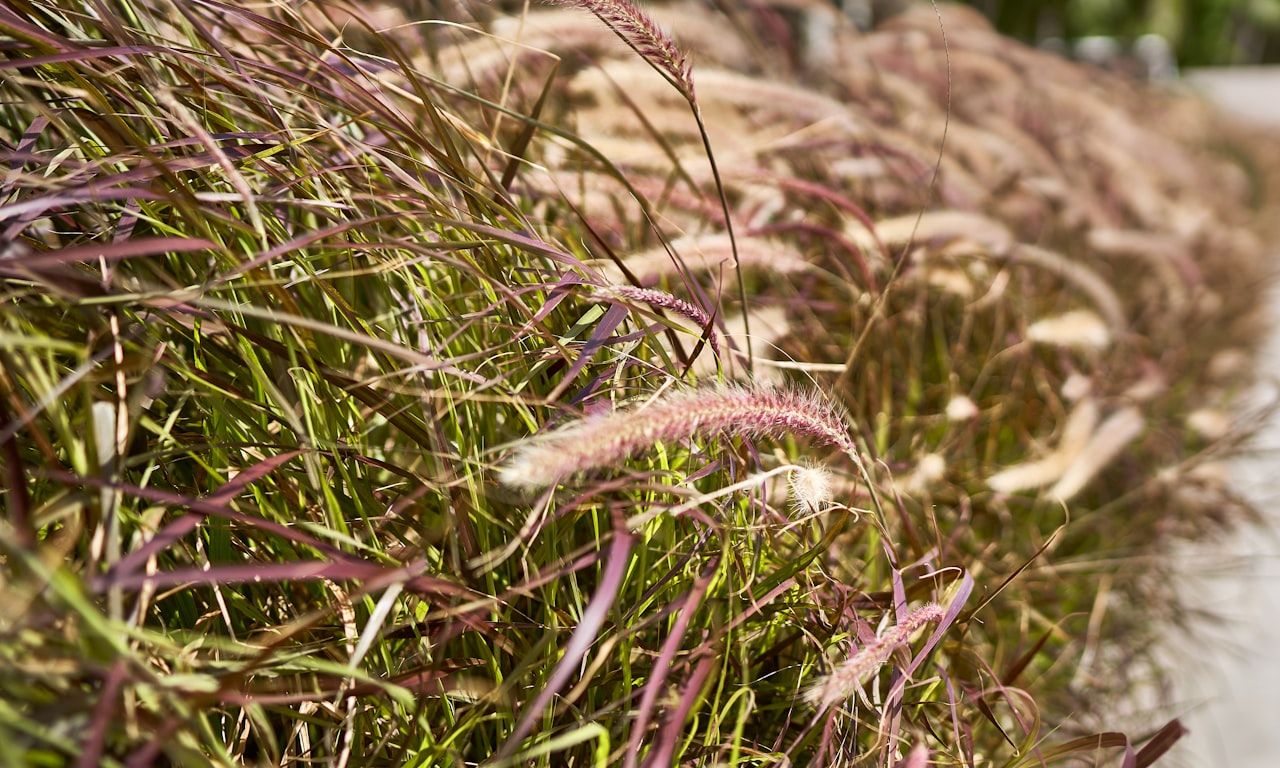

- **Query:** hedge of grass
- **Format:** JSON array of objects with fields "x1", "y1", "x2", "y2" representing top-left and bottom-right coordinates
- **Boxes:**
[{"x1": 1, "y1": 1, "x2": 1278, "y2": 766}]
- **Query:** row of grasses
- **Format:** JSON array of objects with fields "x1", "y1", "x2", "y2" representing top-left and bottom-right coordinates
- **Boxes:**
[{"x1": 1, "y1": 1, "x2": 1277, "y2": 766}]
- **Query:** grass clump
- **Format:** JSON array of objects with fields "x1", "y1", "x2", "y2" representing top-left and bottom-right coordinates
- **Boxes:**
[{"x1": 1, "y1": 1, "x2": 1277, "y2": 766}]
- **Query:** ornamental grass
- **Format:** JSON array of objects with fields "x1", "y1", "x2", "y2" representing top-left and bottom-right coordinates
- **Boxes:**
[{"x1": 2, "y1": 1, "x2": 1278, "y2": 766}]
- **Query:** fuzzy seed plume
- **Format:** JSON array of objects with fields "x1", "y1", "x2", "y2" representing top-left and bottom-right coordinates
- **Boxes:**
[
  {"x1": 1026, "y1": 309, "x2": 1112, "y2": 350},
  {"x1": 944, "y1": 395, "x2": 978, "y2": 422},
  {"x1": 1049, "y1": 406, "x2": 1144, "y2": 501},
  {"x1": 899, "y1": 452, "x2": 947, "y2": 495},
  {"x1": 900, "y1": 743, "x2": 931, "y2": 768},
  {"x1": 987, "y1": 398, "x2": 1098, "y2": 494},
  {"x1": 591, "y1": 234, "x2": 808, "y2": 284},
  {"x1": 1186, "y1": 407, "x2": 1230, "y2": 441},
  {"x1": 594, "y1": 285, "x2": 718, "y2": 357},
  {"x1": 556, "y1": 0, "x2": 693, "y2": 99},
  {"x1": 788, "y1": 463, "x2": 834, "y2": 514},
  {"x1": 1060, "y1": 372, "x2": 1093, "y2": 401},
  {"x1": 804, "y1": 604, "x2": 945, "y2": 710},
  {"x1": 499, "y1": 383, "x2": 856, "y2": 490}
]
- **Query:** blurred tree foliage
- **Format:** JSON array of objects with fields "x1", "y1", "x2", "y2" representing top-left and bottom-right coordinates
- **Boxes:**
[{"x1": 953, "y1": 0, "x2": 1280, "y2": 65}]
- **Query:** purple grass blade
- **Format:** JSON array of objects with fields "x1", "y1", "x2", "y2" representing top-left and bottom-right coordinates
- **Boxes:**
[
  {"x1": 108, "y1": 513, "x2": 204, "y2": 581},
  {"x1": 542, "y1": 303, "x2": 629, "y2": 403},
  {"x1": 75, "y1": 658, "x2": 126, "y2": 768},
  {"x1": 125, "y1": 714, "x2": 183, "y2": 768},
  {"x1": 642, "y1": 651, "x2": 717, "y2": 768},
  {"x1": 492, "y1": 524, "x2": 634, "y2": 762},
  {"x1": 526, "y1": 274, "x2": 593, "y2": 328},
  {"x1": 1034, "y1": 732, "x2": 1132, "y2": 762},
  {"x1": 205, "y1": 449, "x2": 307, "y2": 506},
  {"x1": 0, "y1": 7, "x2": 77, "y2": 50},
  {"x1": 223, "y1": 667, "x2": 459, "y2": 706},
  {"x1": 596, "y1": 285, "x2": 719, "y2": 359},
  {"x1": 0, "y1": 398, "x2": 34, "y2": 549},
  {"x1": 902, "y1": 570, "x2": 972, "y2": 679},
  {"x1": 214, "y1": 215, "x2": 408, "y2": 283},
  {"x1": 1123, "y1": 742, "x2": 1139, "y2": 768},
  {"x1": 1, "y1": 237, "x2": 217, "y2": 270},
  {"x1": 940, "y1": 667, "x2": 971, "y2": 767},
  {"x1": 1, "y1": 189, "x2": 168, "y2": 239},
  {"x1": 104, "y1": 560, "x2": 390, "y2": 591},
  {"x1": 107, "y1": 556, "x2": 476, "y2": 601},
  {"x1": 38, "y1": 470, "x2": 358, "y2": 579},
  {"x1": 104, "y1": 448, "x2": 304, "y2": 578},
  {"x1": 623, "y1": 553, "x2": 720, "y2": 768},
  {"x1": 1135, "y1": 719, "x2": 1188, "y2": 768},
  {"x1": 416, "y1": 215, "x2": 590, "y2": 271},
  {"x1": 2, "y1": 114, "x2": 48, "y2": 191},
  {"x1": 891, "y1": 566, "x2": 908, "y2": 623},
  {"x1": 878, "y1": 571, "x2": 974, "y2": 708},
  {"x1": 0, "y1": 45, "x2": 171, "y2": 72}
]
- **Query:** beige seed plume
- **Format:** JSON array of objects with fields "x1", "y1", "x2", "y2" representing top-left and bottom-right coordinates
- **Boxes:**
[
  {"x1": 788, "y1": 463, "x2": 834, "y2": 514},
  {"x1": 805, "y1": 603, "x2": 944, "y2": 710},
  {"x1": 556, "y1": 0, "x2": 693, "y2": 99},
  {"x1": 499, "y1": 384, "x2": 856, "y2": 490},
  {"x1": 1026, "y1": 309, "x2": 1112, "y2": 351},
  {"x1": 594, "y1": 285, "x2": 718, "y2": 358}
]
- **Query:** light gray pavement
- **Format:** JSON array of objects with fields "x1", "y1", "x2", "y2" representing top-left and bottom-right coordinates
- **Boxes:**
[
  {"x1": 1186, "y1": 68, "x2": 1280, "y2": 125},
  {"x1": 1166, "y1": 68, "x2": 1280, "y2": 768}
]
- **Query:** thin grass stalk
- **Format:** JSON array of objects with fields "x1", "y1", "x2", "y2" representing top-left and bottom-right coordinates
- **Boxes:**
[
  {"x1": 556, "y1": 0, "x2": 753, "y2": 370},
  {"x1": 491, "y1": 515, "x2": 634, "y2": 764},
  {"x1": 693, "y1": 108, "x2": 752, "y2": 370}
]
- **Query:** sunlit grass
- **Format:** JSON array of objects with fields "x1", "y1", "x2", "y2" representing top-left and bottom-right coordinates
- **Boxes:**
[{"x1": 1, "y1": 1, "x2": 1276, "y2": 766}]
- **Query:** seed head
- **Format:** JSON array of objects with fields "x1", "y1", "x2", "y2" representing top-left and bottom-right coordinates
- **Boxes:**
[
  {"x1": 500, "y1": 383, "x2": 857, "y2": 490},
  {"x1": 594, "y1": 284, "x2": 718, "y2": 358},
  {"x1": 1049, "y1": 406, "x2": 1144, "y2": 501},
  {"x1": 1026, "y1": 310, "x2": 1111, "y2": 350},
  {"x1": 555, "y1": 0, "x2": 693, "y2": 99},
  {"x1": 944, "y1": 395, "x2": 978, "y2": 422},
  {"x1": 804, "y1": 603, "x2": 944, "y2": 710},
  {"x1": 788, "y1": 463, "x2": 834, "y2": 514}
]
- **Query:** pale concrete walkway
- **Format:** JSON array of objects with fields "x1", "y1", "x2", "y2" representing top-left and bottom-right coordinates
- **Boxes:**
[{"x1": 1168, "y1": 68, "x2": 1280, "y2": 768}]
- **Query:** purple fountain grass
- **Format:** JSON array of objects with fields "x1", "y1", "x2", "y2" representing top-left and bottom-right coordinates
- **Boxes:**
[
  {"x1": 554, "y1": 0, "x2": 694, "y2": 99},
  {"x1": 804, "y1": 603, "x2": 945, "y2": 710},
  {"x1": 557, "y1": 0, "x2": 755, "y2": 371},
  {"x1": 594, "y1": 284, "x2": 719, "y2": 358},
  {"x1": 499, "y1": 383, "x2": 857, "y2": 490}
]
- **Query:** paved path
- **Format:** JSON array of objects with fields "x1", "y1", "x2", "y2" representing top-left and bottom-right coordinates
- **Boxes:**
[
  {"x1": 1186, "y1": 67, "x2": 1280, "y2": 124},
  {"x1": 1169, "y1": 67, "x2": 1280, "y2": 768}
]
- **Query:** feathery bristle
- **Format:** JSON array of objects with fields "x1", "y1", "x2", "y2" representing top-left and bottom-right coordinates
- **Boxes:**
[
  {"x1": 555, "y1": 0, "x2": 693, "y2": 98},
  {"x1": 804, "y1": 604, "x2": 944, "y2": 710},
  {"x1": 594, "y1": 285, "x2": 718, "y2": 358},
  {"x1": 500, "y1": 383, "x2": 856, "y2": 489}
]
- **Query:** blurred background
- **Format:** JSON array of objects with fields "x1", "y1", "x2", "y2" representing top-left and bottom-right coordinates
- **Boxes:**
[
  {"x1": 944, "y1": 2, "x2": 1280, "y2": 766},
  {"x1": 958, "y1": 0, "x2": 1280, "y2": 65},
  {"x1": 840, "y1": 3, "x2": 1280, "y2": 766},
  {"x1": 854, "y1": 0, "x2": 1280, "y2": 65}
]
